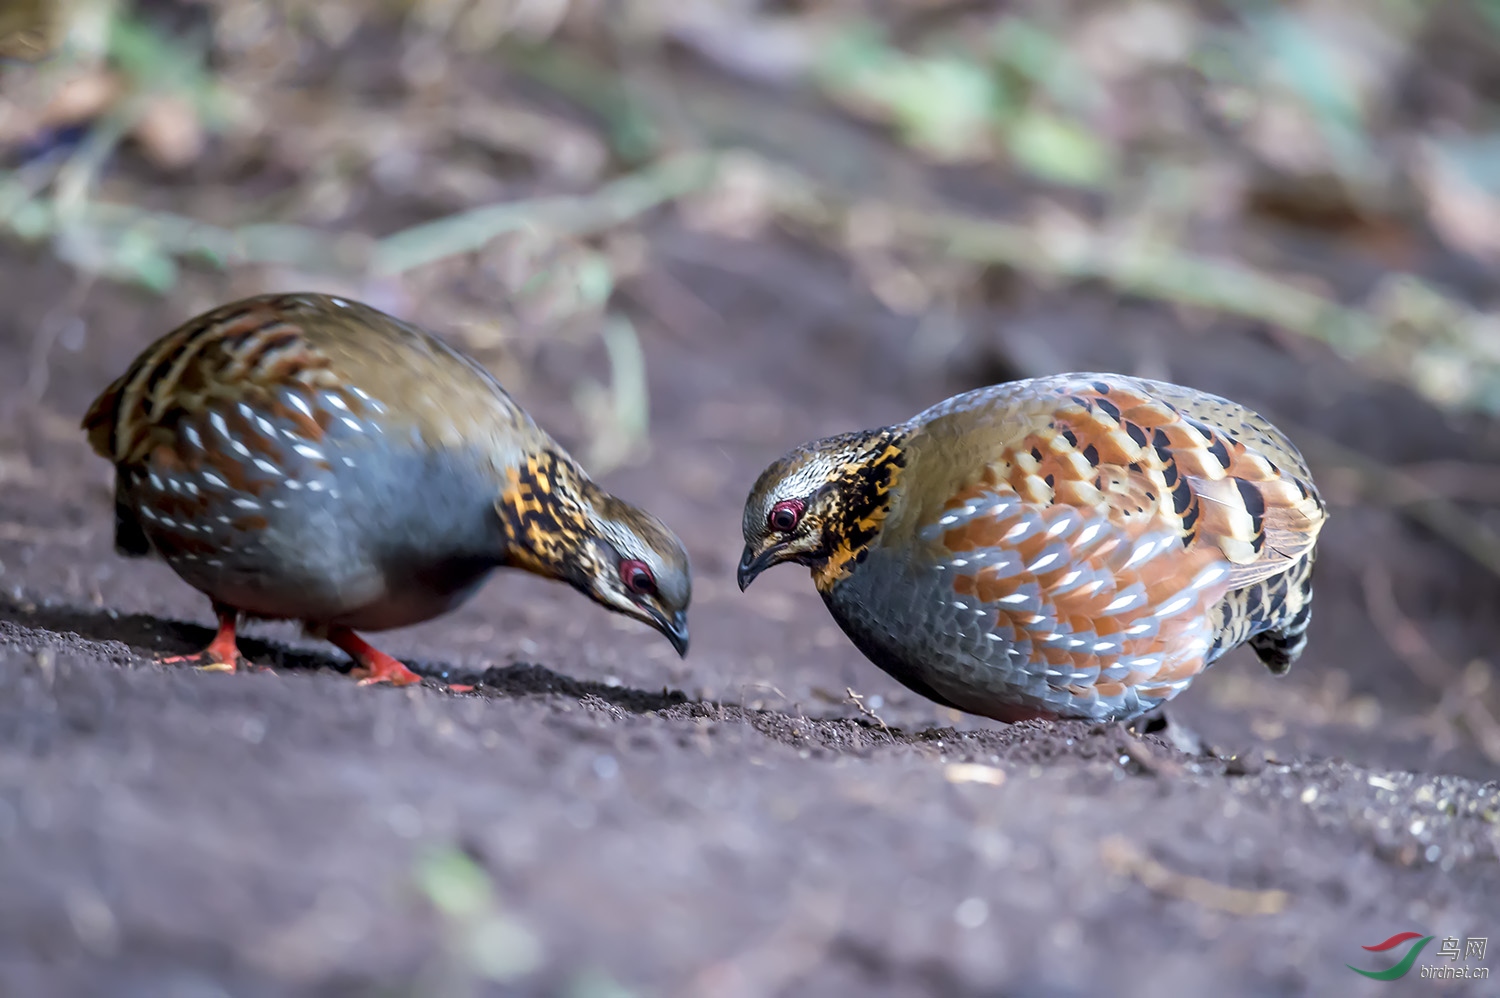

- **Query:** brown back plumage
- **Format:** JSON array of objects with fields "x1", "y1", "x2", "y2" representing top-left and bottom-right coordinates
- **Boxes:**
[
  {"x1": 83, "y1": 293, "x2": 548, "y2": 469},
  {"x1": 896, "y1": 375, "x2": 1325, "y2": 676},
  {"x1": 741, "y1": 372, "x2": 1327, "y2": 722}
]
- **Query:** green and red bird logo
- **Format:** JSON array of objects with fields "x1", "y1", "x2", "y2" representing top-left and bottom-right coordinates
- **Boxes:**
[{"x1": 1348, "y1": 932, "x2": 1435, "y2": 981}]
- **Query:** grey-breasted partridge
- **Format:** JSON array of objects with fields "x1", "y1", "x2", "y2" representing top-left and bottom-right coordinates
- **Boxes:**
[
  {"x1": 738, "y1": 374, "x2": 1326, "y2": 723},
  {"x1": 83, "y1": 292, "x2": 690, "y2": 686}
]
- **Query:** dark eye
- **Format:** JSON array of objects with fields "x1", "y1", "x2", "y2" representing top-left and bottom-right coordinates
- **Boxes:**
[
  {"x1": 767, "y1": 499, "x2": 804, "y2": 533},
  {"x1": 620, "y1": 559, "x2": 657, "y2": 596}
]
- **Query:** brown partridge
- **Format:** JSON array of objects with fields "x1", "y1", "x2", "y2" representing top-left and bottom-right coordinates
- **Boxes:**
[
  {"x1": 738, "y1": 374, "x2": 1326, "y2": 723},
  {"x1": 83, "y1": 293, "x2": 690, "y2": 686}
]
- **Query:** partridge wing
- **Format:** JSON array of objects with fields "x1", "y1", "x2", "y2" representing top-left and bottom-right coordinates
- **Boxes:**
[{"x1": 902, "y1": 374, "x2": 1324, "y2": 714}]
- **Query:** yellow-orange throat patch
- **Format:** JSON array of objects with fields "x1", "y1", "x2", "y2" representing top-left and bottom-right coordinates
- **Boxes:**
[{"x1": 812, "y1": 440, "x2": 905, "y2": 592}]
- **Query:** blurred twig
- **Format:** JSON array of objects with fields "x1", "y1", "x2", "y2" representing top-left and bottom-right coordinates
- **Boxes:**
[
  {"x1": 373, "y1": 153, "x2": 716, "y2": 275},
  {"x1": 0, "y1": 181, "x2": 371, "y2": 284},
  {"x1": 1099, "y1": 836, "x2": 1288, "y2": 915},
  {"x1": 503, "y1": 45, "x2": 663, "y2": 162},
  {"x1": 0, "y1": 153, "x2": 718, "y2": 288},
  {"x1": 514, "y1": 38, "x2": 1500, "y2": 416},
  {"x1": 909, "y1": 210, "x2": 1373, "y2": 352},
  {"x1": 51, "y1": 98, "x2": 141, "y2": 211},
  {"x1": 758, "y1": 168, "x2": 1500, "y2": 415},
  {"x1": 574, "y1": 314, "x2": 651, "y2": 475},
  {"x1": 764, "y1": 168, "x2": 1410, "y2": 370}
]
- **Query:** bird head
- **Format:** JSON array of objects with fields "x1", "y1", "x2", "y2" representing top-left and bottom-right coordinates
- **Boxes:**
[
  {"x1": 576, "y1": 493, "x2": 692, "y2": 656},
  {"x1": 497, "y1": 453, "x2": 691, "y2": 656},
  {"x1": 738, "y1": 427, "x2": 907, "y2": 593}
]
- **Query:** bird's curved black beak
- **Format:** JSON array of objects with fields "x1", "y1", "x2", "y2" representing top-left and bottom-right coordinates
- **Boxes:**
[
  {"x1": 737, "y1": 543, "x2": 782, "y2": 591},
  {"x1": 653, "y1": 609, "x2": 690, "y2": 658}
]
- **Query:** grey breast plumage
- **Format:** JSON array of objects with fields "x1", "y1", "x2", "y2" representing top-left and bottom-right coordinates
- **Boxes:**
[
  {"x1": 82, "y1": 292, "x2": 548, "y2": 631},
  {"x1": 822, "y1": 373, "x2": 1327, "y2": 722}
]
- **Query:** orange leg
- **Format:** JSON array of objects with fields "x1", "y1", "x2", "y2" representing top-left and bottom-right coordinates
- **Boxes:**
[
  {"x1": 326, "y1": 627, "x2": 423, "y2": 687},
  {"x1": 160, "y1": 603, "x2": 245, "y2": 674}
]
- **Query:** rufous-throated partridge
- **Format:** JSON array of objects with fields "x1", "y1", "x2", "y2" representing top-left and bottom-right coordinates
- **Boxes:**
[
  {"x1": 738, "y1": 375, "x2": 1325, "y2": 722},
  {"x1": 84, "y1": 293, "x2": 691, "y2": 686}
]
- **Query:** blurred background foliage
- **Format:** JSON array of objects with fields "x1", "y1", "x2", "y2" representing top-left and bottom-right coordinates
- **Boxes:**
[{"x1": 4, "y1": 0, "x2": 1500, "y2": 433}]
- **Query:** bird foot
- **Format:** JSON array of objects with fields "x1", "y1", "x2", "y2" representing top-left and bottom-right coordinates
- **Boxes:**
[
  {"x1": 160, "y1": 611, "x2": 246, "y2": 674},
  {"x1": 350, "y1": 653, "x2": 423, "y2": 687},
  {"x1": 325, "y1": 626, "x2": 423, "y2": 687}
]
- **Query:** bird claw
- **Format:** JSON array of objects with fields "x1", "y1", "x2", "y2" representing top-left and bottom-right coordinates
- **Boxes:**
[
  {"x1": 327, "y1": 627, "x2": 423, "y2": 687},
  {"x1": 160, "y1": 610, "x2": 245, "y2": 674},
  {"x1": 349, "y1": 658, "x2": 423, "y2": 687},
  {"x1": 158, "y1": 651, "x2": 245, "y2": 674},
  {"x1": 351, "y1": 668, "x2": 422, "y2": 688}
]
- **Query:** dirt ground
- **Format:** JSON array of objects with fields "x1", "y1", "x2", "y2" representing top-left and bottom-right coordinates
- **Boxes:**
[
  {"x1": 2, "y1": 224, "x2": 1499, "y2": 997},
  {"x1": 4, "y1": 26, "x2": 1500, "y2": 998}
]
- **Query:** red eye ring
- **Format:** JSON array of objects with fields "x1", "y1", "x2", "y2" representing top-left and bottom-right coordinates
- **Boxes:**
[
  {"x1": 620, "y1": 559, "x2": 657, "y2": 596},
  {"x1": 767, "y1": 499, "x2": 805, "y2": 533}
]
